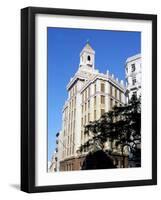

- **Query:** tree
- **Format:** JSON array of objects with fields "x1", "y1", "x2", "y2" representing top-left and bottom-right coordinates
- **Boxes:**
[
  {"x1": 82, "y1": 150, "x2": 116, "y2": 170},
  {"x1": 79, "y1": 94, "x2": 141, "y2": 168}
]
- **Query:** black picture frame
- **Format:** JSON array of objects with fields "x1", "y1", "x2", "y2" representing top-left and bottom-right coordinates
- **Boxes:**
[{"x1": 21, "y1": 6, "x2": 157, "y2": 193}]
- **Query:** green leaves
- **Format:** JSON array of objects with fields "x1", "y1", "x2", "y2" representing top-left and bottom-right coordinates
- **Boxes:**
[{"x1": 80, "y1": 94, "x2": 141, "y2": 156}]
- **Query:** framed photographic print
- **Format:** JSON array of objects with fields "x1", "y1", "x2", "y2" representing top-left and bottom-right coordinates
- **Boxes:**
[{"x1": 21, "y1": 7, "x2": 157, "y2": 193}]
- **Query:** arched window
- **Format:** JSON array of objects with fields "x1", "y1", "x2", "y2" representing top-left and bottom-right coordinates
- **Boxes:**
[{"x1": 87, "y1": 55, "x2": 91, "y2": 61}]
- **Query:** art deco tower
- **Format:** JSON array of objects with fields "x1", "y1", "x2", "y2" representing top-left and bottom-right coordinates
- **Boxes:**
[{"x1": 57, "y1": 42, "x2": 125, "y2": 171}]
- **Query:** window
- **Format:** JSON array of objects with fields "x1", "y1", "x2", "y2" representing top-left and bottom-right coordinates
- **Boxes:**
[
  {"x1": 88, "y1": 113, "x2": 90, "y2": 122},
  {"x1": 101, "y1": 95, "x2": 105, "y2": 104},
  {"x1": 87, "y1": 55, "x2": 91, "y2": 61},
  {"x1": 69, "y1": 113, "x2": 70, "y2": 122},
  {"x1": 88, "y1": 100, "x2": 90, "y2": 109},
  {"x1": 74, "y1": 109, "x2": 76, "y2": 119},
  {"x1": 115, "y1": 88, "x2": 117, "y2": 98},
  {"x1": 85, "y1": 90, "x2": 87, "y2": 100},
  {"x1": 131, "y1": 63, "x2": 135, "y2": 72},
  {"x1": 94, "y1": 96, "x2": 96, "y2": 106},
  {"x1": 74, "y1": 97, "x2": 76, "y2": 107},
  {"x1": 82, "y1": 92, "x2": 84, "y2": 102},
  {"x1": 119, "y1": 91, "x2": 122, "y2": 101},
  {"x1": 81, "y1": 118, "x2": 83, "y2": 126},
  {"x1": 70, "y1": 121, "x2": 72, "y2": 133},
  {"x1": 110, "y1": 98, "x2": 113, "y2": 109},
  {"x1": 101, "y1": 83, "x2": 105, "y2": 92},
  {"x1": 72, "y1": 87, "x2": 74, "y2": 96},
  {"x1": 101, "y1": 109, "x2": 105, "y2": 116},
  {"x1": 88, "y1": 86, "x2": 90, "y2": 97},
  {"x1": 110, "y1": 85, "x2": 113, "y2": 96},
  {"x1": 94, "y1": 110, "x2": 96, "y2": 120},
  {"x1": 68, "y1": 136, "x2": 70, "y2": 145},
  {"x1": 85, "y1": 103, "x2": 87, "y2": 111},
  {"x1": 132, "y1": 78, "x2": 136, "y2": 85},
  {"x1": 81, "y1": 130, "x2": 83, "y2": 140},
  {"x1": 71, "y1": 111, "x2": 73, "y2": 120},
  {"x1": 94, "y1": 83, "x2": 96, "y2": 93},
  {"x1": 133, "y1": 91, "x2": 137, "y2": 97},
  {"x1": 72, "y1": 99, "x2": 73, "y2": 109}
]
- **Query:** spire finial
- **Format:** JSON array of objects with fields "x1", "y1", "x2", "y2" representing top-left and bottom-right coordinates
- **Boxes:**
[{"x1": 86, "y1": 39, "x2": 90, "y2": 44}]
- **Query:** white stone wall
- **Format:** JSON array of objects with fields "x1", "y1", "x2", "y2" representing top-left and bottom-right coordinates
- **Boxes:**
[{"x1": 74, "y1": 88, "x2": 82, "y2": 154}]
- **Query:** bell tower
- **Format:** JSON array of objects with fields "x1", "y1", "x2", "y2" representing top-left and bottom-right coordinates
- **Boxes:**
[{"x1": 79, "y1": 42, "x2": 95, "y2": 70}]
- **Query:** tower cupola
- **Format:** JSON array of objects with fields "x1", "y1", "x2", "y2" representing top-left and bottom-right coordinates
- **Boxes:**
[{"x1": 79, "y1": 42, "x2": 95, "y2": 70}]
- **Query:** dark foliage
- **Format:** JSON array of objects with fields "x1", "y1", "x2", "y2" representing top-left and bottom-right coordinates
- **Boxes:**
[
  {"x1": 82, "y1": 150, "x2": 116, "y2": 170},
  {"x1": 80, "y1": 95, "x2": 141, "y2": 160}
]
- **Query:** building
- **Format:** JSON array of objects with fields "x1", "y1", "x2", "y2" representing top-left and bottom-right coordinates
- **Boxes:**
[
  {"x1": 58, "y1": 42, "x2": 126, "y2": 171},
  {"x1": 125, "y1": 54, "x2": 141, "y2": 101},
  {"x1": 48, "y1": 153, "x2": 56, "y2": 172},
  {"x1": 125, "y1": 54, "x2": 142, "y2": 168},
  {"x1": 49, "y1": 131, "x2": 63, "y2": 172}
]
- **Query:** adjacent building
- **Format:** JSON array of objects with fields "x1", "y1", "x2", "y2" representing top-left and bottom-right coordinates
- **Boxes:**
[
  {"x1": 125, "y1": 54, "x2": 141, "y2": 101},
  {"x1": 49, "y1": 131, "x2": 63, "y2": 172},
  {"x1": 48, "y1": 153, "x2": 56, "y2": 172}
]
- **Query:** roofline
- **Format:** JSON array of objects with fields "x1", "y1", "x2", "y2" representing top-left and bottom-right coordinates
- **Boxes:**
[
  {"x1": 125, "y1": 53, "x2": 141, "y2": 63},
  {"x1": 80, "y1": 74, "x2": 125, "y2": 93},
  {"x1": 80, "y1": 43, "x2": 95, "y2": 56},
  {"x1": 66, "y1": 75, "x2": 86, "y2": 90}
]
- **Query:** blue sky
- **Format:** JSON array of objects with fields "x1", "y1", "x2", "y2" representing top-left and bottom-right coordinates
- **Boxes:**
[{"x1": 47, "y1": 27, "x2": 141, "y2": 161}]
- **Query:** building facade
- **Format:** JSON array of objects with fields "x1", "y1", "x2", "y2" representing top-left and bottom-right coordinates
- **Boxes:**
[
  {"x1": 125, "y1": 54, "x2": 142, "y2": 168},
  {"x1": 48, "y1": 152, "x2": 56, "y2": 172},
  {"x1": 125, "y1": 54, "x2": 141, "y2": 101},
  {"x1": 58, "y1": 43, "x2": 126, "y2": 171}
]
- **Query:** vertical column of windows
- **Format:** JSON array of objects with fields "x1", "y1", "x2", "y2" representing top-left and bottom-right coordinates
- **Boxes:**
[
  {"x1": 88, "y1": 100, "x2": 90, "y2": 123},
  {"x1": 81, "y1": 90, "x2": 84, "y2": 145},
  {"x1": 71, "y1": 90, "x2": 73, "y2": 156},
  {"x1": 72, "y1": 95, "x2": 76, "y2": 155}
]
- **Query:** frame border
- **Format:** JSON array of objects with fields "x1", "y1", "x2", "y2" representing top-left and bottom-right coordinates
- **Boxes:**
[{"x1": 21, "y1": 6, "x2": 157, "y2": 193}]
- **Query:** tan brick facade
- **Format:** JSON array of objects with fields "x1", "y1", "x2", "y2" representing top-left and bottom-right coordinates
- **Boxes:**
[
  {"x1": 60, "y1": 156, "x2": 85, "y2": 171},
  {"x1": 60, "y1": 154, "x2": 129, "y2": 171}
]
